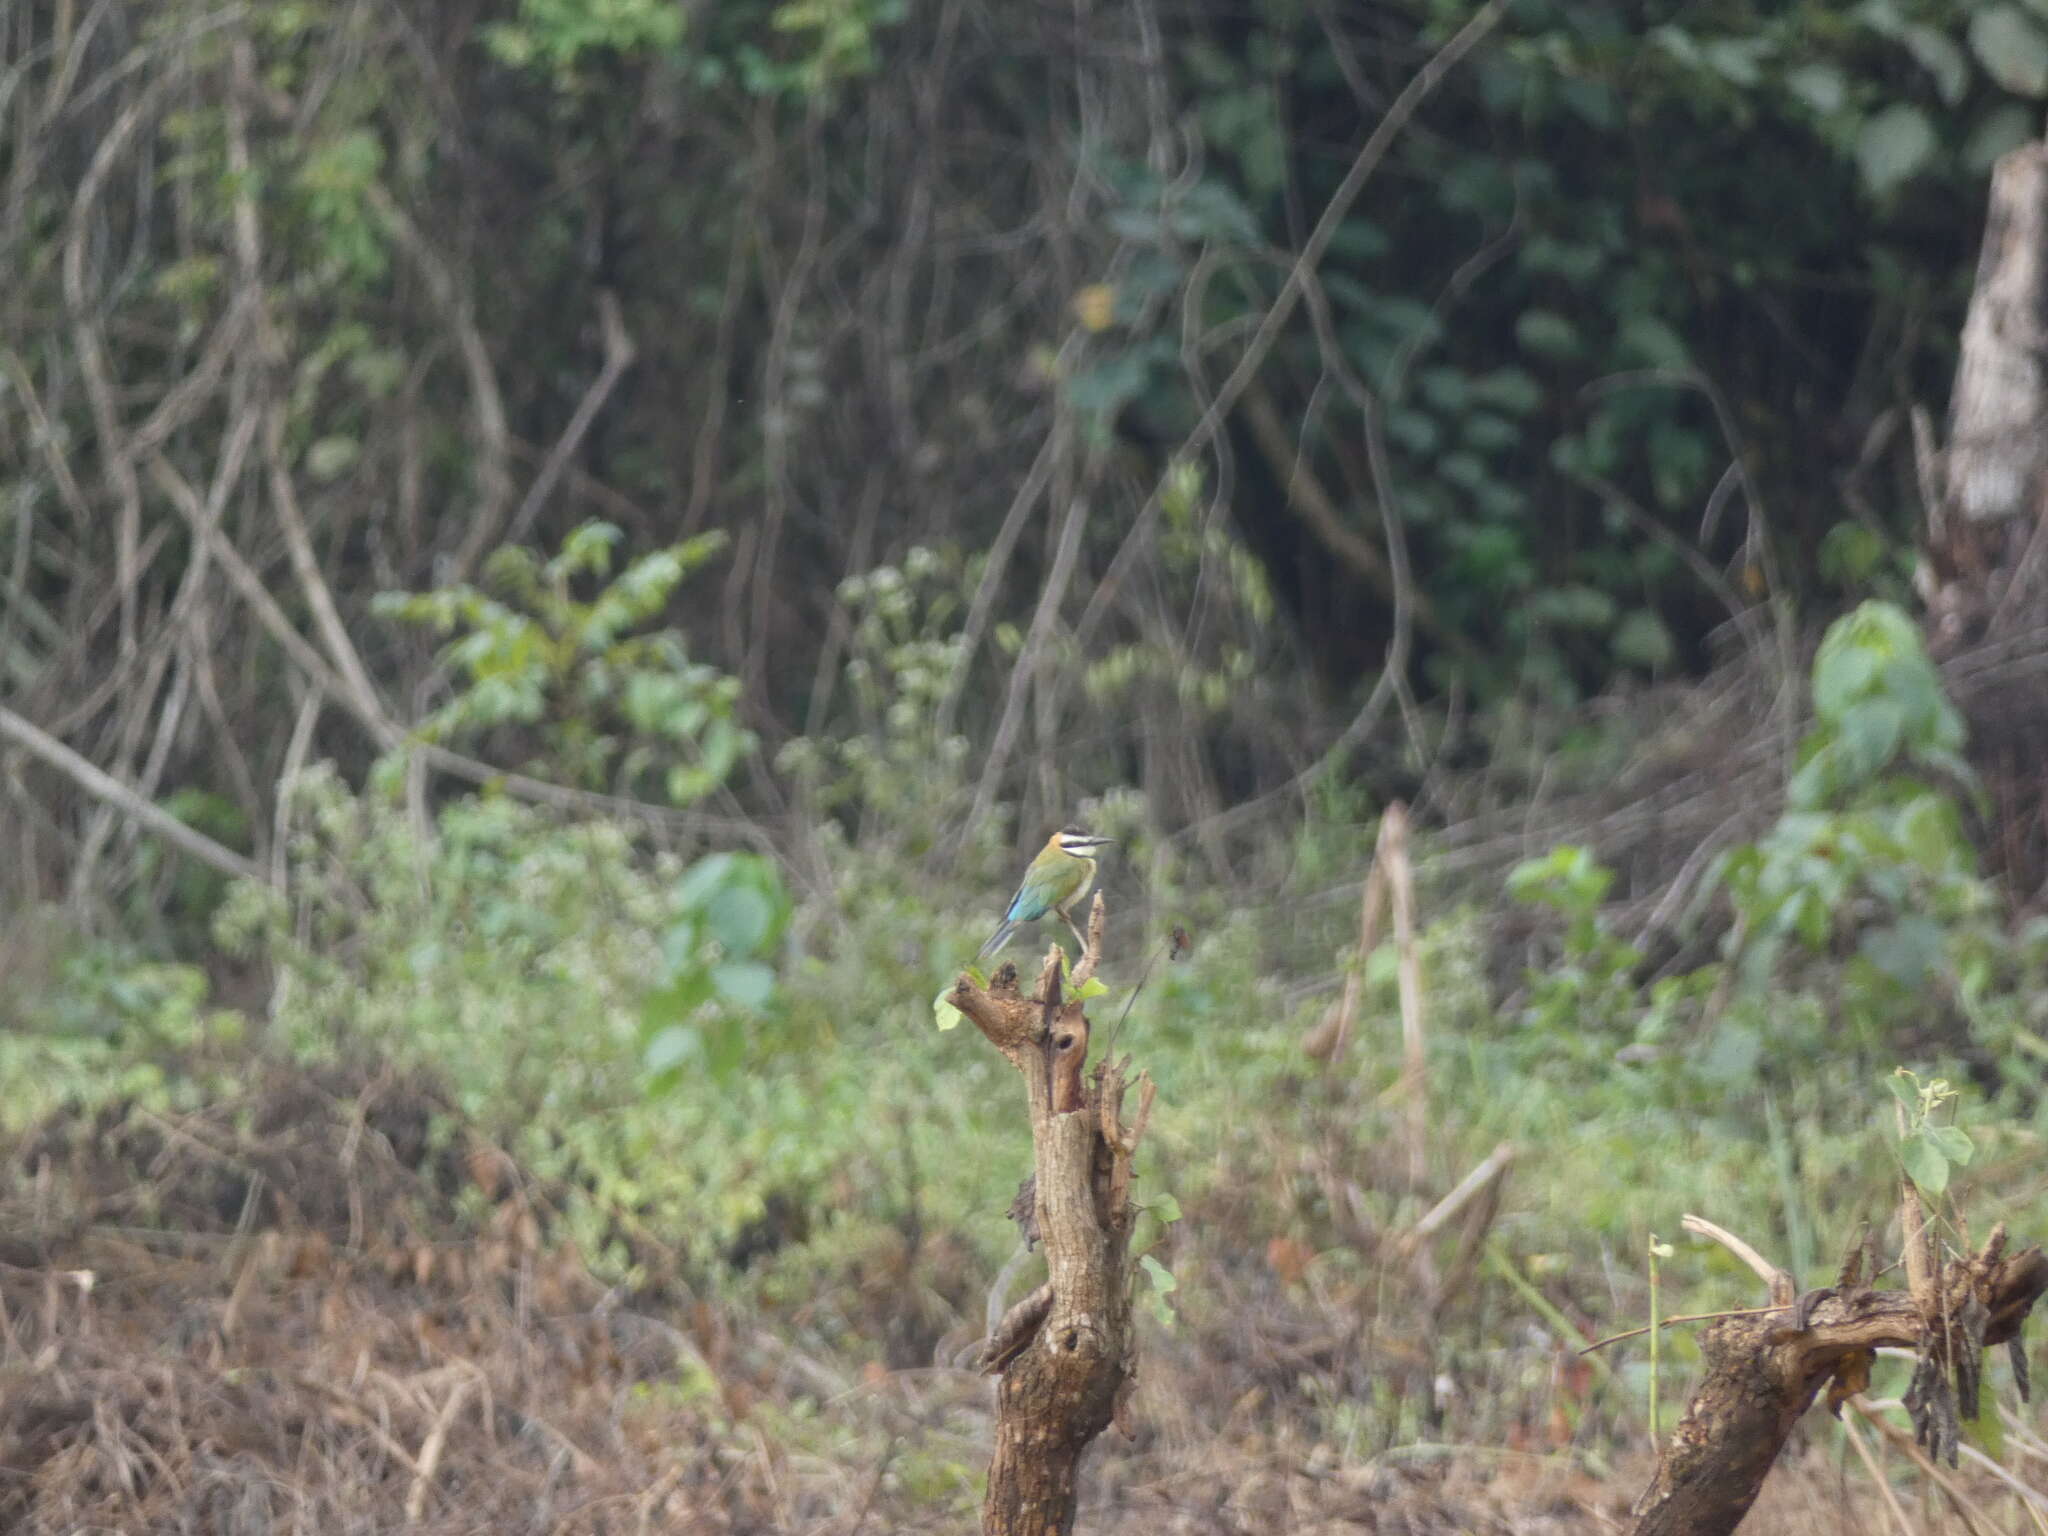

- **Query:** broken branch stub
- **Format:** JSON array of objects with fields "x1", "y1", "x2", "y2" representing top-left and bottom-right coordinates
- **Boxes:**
[
  {"x1": 1628, "y1": 1211, "x2": 2048, "y2": 1536},
  {"x1": 948, "y1": 893, "x2": 1152, "y2": 1536}
]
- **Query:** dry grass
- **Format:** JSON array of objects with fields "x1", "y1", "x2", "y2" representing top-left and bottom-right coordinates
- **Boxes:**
[{"x1": 0, "y1": 1053, "x2": 2039, "y2": 1533}]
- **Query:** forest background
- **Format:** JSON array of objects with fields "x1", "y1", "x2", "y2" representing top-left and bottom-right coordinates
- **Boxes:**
[{"x1": 6, "y1": 0, "x2": 2048, "y2": 1529}]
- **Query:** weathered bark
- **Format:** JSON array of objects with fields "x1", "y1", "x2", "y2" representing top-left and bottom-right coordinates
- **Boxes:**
[
  {"x1": 1629, "y1": 1218, "x2": 2048, "y2": 1536},
  {"x1": 1925, "y1": 142, "x2": 2048, "y2": 653},
  {"x1": 948, "y1": 896, "x2": 1150, "y2": 1536}
]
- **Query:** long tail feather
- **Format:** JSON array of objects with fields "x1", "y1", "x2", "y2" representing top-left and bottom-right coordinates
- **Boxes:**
[{"x1": 977, "y1": 921, "x2": 1017, "y2": 962}]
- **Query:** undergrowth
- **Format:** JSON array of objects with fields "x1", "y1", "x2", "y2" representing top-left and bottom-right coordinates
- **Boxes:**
[{"x1": 9, "y1": 594, "x2": 2048, "y2": 1464}]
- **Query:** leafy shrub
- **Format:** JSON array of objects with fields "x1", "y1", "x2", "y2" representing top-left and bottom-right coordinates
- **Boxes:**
[
  {"x1": 375, "y1": 522, "x2": 752, "y2": 804},
  {"x1": 0, "y1": 924, "x2": 238, "y2": 1134},
  {"x1": 642, "y1": 851, "x2": 791, "y2": 1086},
  {"x1": 1717, "y1": 600, "x2": 1989, "y2": 1001}
]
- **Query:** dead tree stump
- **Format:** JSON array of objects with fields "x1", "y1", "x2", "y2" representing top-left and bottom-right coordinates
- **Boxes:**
[
  {"x1": 947, "y1": 894, "x2": 1152, "y2": 1536},
  {"x1": 1629, "y1": 1200, "x2": 2048, "y2": 1536},
  {"x1": 1924, "y1": 140, "x2": 2048, "y2": 653}
]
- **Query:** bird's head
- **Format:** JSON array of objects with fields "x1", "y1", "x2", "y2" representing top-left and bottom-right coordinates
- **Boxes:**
[{"x1": 1052, "y1": 825, "x2": 1114, "y2": 859}]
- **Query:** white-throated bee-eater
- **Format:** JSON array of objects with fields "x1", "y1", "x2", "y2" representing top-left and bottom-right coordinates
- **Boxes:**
[{"x1": 977, "y1": 826, "x2": 1115, "y2": 961}]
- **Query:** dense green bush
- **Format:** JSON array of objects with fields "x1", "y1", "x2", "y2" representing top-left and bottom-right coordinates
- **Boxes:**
[{"x1": 1083, "y1": 0, "x2": 2045, "y2": 698}]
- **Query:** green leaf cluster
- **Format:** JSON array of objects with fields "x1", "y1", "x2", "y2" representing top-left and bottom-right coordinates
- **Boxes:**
[
  {"x1": 1718, "y1": 601, "x2": 1984, "y2": 994},
  {"x1": 1888, "y1": 1069, "x2": 1975, "y2": 1196},
  {"x1": 375, "y1": 522, "x2": 751, "y2": 805},
  {"x1": 642, "y1": 852, "x2": 793, "y2": 1088}
]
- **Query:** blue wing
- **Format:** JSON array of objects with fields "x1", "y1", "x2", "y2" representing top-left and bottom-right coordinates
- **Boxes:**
[{"x1": 1004, "y1": 875, "x2": 1053, "y2": 923}]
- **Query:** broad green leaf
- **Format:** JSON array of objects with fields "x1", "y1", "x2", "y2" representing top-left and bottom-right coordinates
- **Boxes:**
[
  {"x1": 1786, "y1": 62, "x2": 1848, "y2": 114},
  {"x1": 1469, "y1": 367, "x2": 1543, "y2": 416},
  {"x1": 1856, "y1": 105, "x2": 1937, "y2": 196},
  {"x1": 1971, "y1": 7, "x2": 2048, "y2": 96},
  {"x1": 1702, "y1": 37, "x2": 1769, "y2": 87},
  {"x1": 1520, "y1": 235, "x2": 1604, "y2": 282},
  {"x1": 1075, "y1": 976, "x2": 1109, "y2": 1001},
  {"x1": 1617, "y1": 316, "x2": 1691, "y2": 369},
  {"x1": 1786, "y1": 741, "x2": 1838, "y2": 809},
  {"x1": 1613, "y1": 610, "x2": 1676, "y2": 671},
  {"x1": 1438, "y1": 451, "x2": 1490, "y2": 491},
  {"x1": 1900, "y1": 1131, "x2": 1950, "y2": 1195},
  {"x1": 1386, "y1": 407, "x2": 1441, "y2": 455},
  {"x1": 644, "y1": 1024, "x2": 700, "y2": 1074},
  {"x1": 1928, "y1": 1123, "x2": 1975, "y2": 1166},
  {"x1": 711, "y1": 960, "x2": 775, "y2": 1011},
  {"x1": 1528, "y1": 585, "x2": 1618, "y2": 630},
  {"x1": 1813, "y1": 643, "x2": 1880, "y2": 718},
  {"x1": 1896, "y1": 794, "x2": 1958, "y2": 869},
  {"x1": 1139, "y1": 1253, "x2": 1179, "y2": 1326},
  {"x1": 1791, "y1": 887, "x2": 1831, "y2": 949},
  {"x1": 1902, "y1": 23, "x2": 1971, "y2": 104},
  {"x1": 1701, "y1": 1022, "x2": 1762, "y2": 1084},
  {"x1": 1515, "y1": 309, "x2": 1582, "y2": 361},
  {"x1": 704, "y1": 885, "x2": 774, "y2": 955},
  {"x1": 1151, "y1": 1192, "x2": 1183, "y2": 1225},
  {"x1": 934, "y1": 988, "x2": 964, "y2": 1031},
  {"x1": 306, "y1": 436, "x2": 360, "y2": 482},
  {"x1": 1860, "y1": 916, "x2": 1944, "y2": 986},
  {"x1": 1460, "y1": 411, "x2": 1520, "y2": 452},
  {"x1": 1837, "y1": 698, "x2": 1906, "y2": 778},
  {"x1": 641, "y1": 966, "x2": 711, "y2": 1026},
  {"x1": 1818, "y1": 521, "x2": 1887, "y2": 587},
  {"x1": 675, "y1": 853, "x2": 740, "y2": 911}
]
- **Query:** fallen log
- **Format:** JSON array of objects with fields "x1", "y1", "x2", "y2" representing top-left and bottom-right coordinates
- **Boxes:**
[{"x1": 1629, "y1": 1202, "x2": 2047, "y2": 1536}]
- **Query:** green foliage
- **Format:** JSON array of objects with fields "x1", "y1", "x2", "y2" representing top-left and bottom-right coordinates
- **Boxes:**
[
  {"x1": 1795, "y1": 599, "x2": 1970, "y2": 806},
  {"x1": 1506, "y1": 844, "x2": 1645, "y2": 1043},
  {"x1": 128, "y1": 788, "x2": 250, "y2": 944},
  {"x1": 0, "y1": 922, "x2": 242, "y2": 1134},
  {"x1": 28, "y1": 0, "x2": 2048, "y2": 1470},
  {"x1": 1818, "y1": 520, "x2": 1916, "y2": 600},
  {"x1": 776, "y1": 548, "x2": 975, "y2": 843},
  {"x1": 483, "y1": 0, "x2": 688, "y2": 73},
  {"x1": 482, "y1": 0, "x2": 903, "y2": 96},
  {"x1": 1074, "y1": 0, "x2": 2038, "y2": 701},
  {"x1": 292, "y1": 129, "x2": 389, "y2": 285},
  {"x1": 213, "y1": 772, "x2": 822, "y2": 1274},
  {"x1": 375, "y1": 523, "x2": 752, "y2": 804},
  {"x1": 1717, "y1": 601, "x2": 1986, "y2": 995},
  {"x1": 642, "y1": 852, "x2": 792, "y2": 1087},
  {"x1": 1889, "y1": 1068, "x2": 1974, "y2": 1197},
  {"x1": 1138, "y1": 1252, "x2": 1180, "y2": 1327},
  {"x1": 763, "y1": 0, "x2": 907, "y2": 92}
]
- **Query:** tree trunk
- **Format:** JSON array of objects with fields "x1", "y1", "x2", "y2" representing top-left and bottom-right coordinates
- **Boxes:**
[
  {"x1": 1924, "y1": 141, "x2": 2048, "y2": 653},
  {"x1": 948, "y1": 896, "x2": 1151, "y2": 1536}
]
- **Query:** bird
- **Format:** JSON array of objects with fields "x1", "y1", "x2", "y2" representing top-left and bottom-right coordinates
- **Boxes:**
[{"x1": 977, "y1": 826, "x2": 1115, "y2": 961}]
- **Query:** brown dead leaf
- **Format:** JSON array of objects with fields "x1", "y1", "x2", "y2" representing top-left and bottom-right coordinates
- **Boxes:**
[
  {"x1": 466, "y1": 1144, "x2": 513, "y2": 1199},
  {"x1": 1827, "y1": 1349, "x2": 1872, "y2": 1417},
  {"x1": 289, "y1": 1231, "x2": 332, "y2": 1279},
  {"x1": 1267, "y1": 1236, "x2": 1316, "y2": 1286}
]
